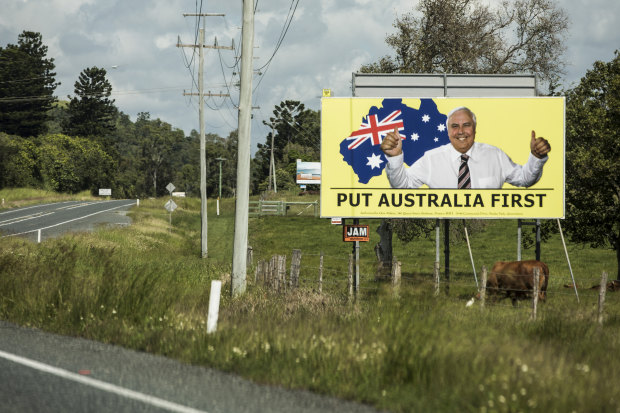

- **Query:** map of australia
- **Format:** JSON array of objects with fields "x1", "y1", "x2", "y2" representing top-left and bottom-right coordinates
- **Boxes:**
[{"x1": 339, "y1": 98, "x2": 450, "y2": 184}]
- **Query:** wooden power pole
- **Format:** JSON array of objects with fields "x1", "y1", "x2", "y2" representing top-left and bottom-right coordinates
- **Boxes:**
[
  {"x1": 231, "y1": 0, "x2": 255, "y2": 296},
  {"x1": 178, "y1": 14, "x2": 231, "y2": 258}
]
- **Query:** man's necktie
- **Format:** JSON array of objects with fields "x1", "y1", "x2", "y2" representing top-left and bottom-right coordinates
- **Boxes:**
[{"x1": 458, "y1": 154, "x2": 471, "y2": 189}]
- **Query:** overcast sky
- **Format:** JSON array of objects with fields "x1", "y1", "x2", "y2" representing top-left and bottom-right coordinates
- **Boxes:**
[{"x1": 1, "y1": 0, "x2": 618, "y2": 154}]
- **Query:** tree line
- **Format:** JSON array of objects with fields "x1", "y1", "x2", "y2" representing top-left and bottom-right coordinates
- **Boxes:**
[
  {"x1": 0, "y1": 0, "x2": 618, "y2": 277},
  {"x1": 0, "y1": 31, "x2": 318, "y2": 199}
]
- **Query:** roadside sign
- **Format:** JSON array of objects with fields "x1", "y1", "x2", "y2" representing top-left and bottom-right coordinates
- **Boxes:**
[
  {"x1": 343, "y1": 224, "x2": 369, "y2": 242},
  {"x1": 166, "y1": 183, "x2": 176, "y2": 193},
  {"x1": 172, "y1": 192, "x2": 186, "y2": 198},
  {"x1": 164, "y1": 199, "x2": 178, "y2": 212},
  {"x1": 99, "y1": 188, "x2": 112, "y2": 196},
  {"x1": 331, "y1": 217, "x2": 342, "y2": 225}
]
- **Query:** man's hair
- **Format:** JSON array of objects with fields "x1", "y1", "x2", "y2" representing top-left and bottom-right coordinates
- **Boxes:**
[{"x1": 446, "y1": 106, "x2": 477, "y2": 130}]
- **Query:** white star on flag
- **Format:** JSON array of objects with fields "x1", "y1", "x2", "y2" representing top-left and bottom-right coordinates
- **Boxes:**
[
  {"x1": 434, "y1": 137, "x2": 439, "y2": 142},
  {"x1": 366, "y1": 153, "x2": 384, "y2": 169},
  {"x1": 411, "y1": 133, "x2": 420, "y2": 141},
  {"x1": 422, "y1": 114, "x2": 430, "y2": 123},
  {"x1": 437, "y1": 124, "x2": 446, "y2": 132}
]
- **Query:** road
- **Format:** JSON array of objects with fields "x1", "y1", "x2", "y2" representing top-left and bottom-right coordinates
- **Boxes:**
[
  {"x1": 0, "y1": 200, "x2": 135, "y2": 241},
  {"x1": 0, "y1": 321, "x2": 379, "y2": 413}
]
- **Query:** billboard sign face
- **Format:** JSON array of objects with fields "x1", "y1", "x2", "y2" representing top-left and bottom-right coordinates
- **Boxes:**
[
  {"x1": 321, "y1": 97, "x2": 565, "y2": 219},
  {"x1": 296, "y1": 160, "x2": 321, "y2": 184}
]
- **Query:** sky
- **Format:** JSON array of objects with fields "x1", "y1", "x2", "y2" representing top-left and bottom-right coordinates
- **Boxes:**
[{"x1": 1, "y1": 0, "x2": 618, "y2": 155}]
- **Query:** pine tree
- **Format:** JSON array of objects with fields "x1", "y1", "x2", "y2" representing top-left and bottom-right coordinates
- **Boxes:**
[
  {"x1": 63, "y1": 67, "x2": 117, "y2": 140},
  {"x1": 0, "y1": 31, "x2": 59, "y2": 137}
]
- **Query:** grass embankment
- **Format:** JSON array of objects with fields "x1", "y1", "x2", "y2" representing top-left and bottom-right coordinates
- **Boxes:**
[
  {"x1": 0, "y1": 188, "x2": 96, "y2": 209},
  {"x1": 0, "y1": 191, "x2": 618, "y2": 412}
]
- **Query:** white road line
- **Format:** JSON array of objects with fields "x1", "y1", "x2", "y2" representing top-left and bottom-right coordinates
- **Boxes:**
[
  {"x1": 0, "y1": 201, "x2": 75, "y2": 216},
  {"x1": 0, "y1": 350, "x2": 208, "y2": 413},
  {"x1": 0, "y1": 212, "x2": 55, "y2": 227},
  {"x1": 1, "y1": 202, "x2": 135, "y2": 238},
  {"x1": 60, "y1": 202, "x2": 97, "y2": 211}
]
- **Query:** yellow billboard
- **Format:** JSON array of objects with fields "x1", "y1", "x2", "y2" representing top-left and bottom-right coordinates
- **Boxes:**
[{"x1": 321, "y1": 97, "x2": 564, "y2": 219}]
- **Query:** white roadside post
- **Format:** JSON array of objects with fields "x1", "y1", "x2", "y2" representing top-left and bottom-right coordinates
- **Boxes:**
[{"x1": 206, "y1": 280, "x2": 222, "y2": 334}]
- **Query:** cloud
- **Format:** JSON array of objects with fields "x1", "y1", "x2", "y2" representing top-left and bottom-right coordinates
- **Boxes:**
[{"x1": 1, "y1": 0, "x2": 619, "y2": 153}]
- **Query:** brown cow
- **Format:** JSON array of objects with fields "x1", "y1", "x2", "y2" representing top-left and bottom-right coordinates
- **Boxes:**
[{"x1": 486, "y1": 260, "x2": 549, "y2": 305}]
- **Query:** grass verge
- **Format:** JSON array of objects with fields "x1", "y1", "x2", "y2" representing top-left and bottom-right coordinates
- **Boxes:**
[{"x1": 0, "y1": 192, "x2": 618, "y2": 412}]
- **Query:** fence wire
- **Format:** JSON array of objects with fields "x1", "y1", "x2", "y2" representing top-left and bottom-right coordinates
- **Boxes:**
[{"x1": 248, "y1": 248, "x2": 618, "y2": 315}]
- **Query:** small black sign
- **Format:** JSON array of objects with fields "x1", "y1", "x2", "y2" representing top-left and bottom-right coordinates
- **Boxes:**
[{"x1": 343, "y1": 225, "x2": 369, "y2": 242}]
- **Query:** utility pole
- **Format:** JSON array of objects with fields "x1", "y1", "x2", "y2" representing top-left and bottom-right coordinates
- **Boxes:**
[
  {"x1": 268, "y1": 124, "x2": 277, "y2": 192},
  {"x1": 231, "y1": 0, "x2": 255, "y2": 296},
  {"x1": 198, "y1": 27, "x2": 207, "y2": 258},
  {"x1": 178, "y1": 14, "x2": 231, "y2": 258}
]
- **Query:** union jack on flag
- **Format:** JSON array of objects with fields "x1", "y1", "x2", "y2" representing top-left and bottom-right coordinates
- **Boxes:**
[
  {"x1": 345, "y1": 110, "x2": 404, "y2": 149},
  {"x1": 339, "y1": 98, "x2": 449, "y2": 184}
]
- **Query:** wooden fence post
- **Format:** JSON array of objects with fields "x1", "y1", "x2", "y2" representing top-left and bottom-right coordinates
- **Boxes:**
[
  {"x1": 434, "y1": 261, "x2": 440, "y2": 296},
  {"x1": 290, "y1": 249, "x2": 302, "y2": 289},
  {"x1": 262, "y1": 260, "x2": 269, "y2": 285},
  {"x1": 348, "y1": 253, "x2": 354, "y2": 297},
  {"x1": 247, "y1": 246, "x2": 253, "y2": 269},
  {"x1": 531, "y1": 267, "x2": 540, "y2": 321},
  {"x1": 270, "y1": 256, "x2": 277, "y2": 291},
  {"x1": 318, "y1": 251, "x2": 324, "y2": 294},
  {"x1": 598, "y1": 271, "x2": 608, "y2": 325},
  {"x1": 255, "y1": 259, "x2": 262, "y2": 284},
  {"x1": 278, "y1": 255, "x2": 287, "y2": 293},
  {"x1": 391, "y1": 258, "x2": 401, "y2": 296},
  {"x1": 480, "y1": 265, "x2": 487, "y2": 309}
]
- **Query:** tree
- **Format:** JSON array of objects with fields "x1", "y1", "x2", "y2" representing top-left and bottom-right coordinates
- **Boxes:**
[
  {"x1": 63, "y1": 67, "x2": 117, "y2": 143},
  {"x1": 564, "y1": 51, "x2": 620, "y2": 280},
  {"x1": 135, "y1": 113, "x2": 184, "y2": 197},
  {"x1": 0, "y1": 31, "x2": 59, "y2": 137},
  {"x1": 361, "y1": 0, "x2": 569, "y2": 91},
  {"x1": 360, "y1": 0, "x2": 569, "y2": 264},
  {"x1": 0, "y1": 133, "x2": 39, "y2": 188},
  {"x1": 253, "y1": 100, "x2": 320, "y2": 193},
  {"x1": 37, "y1": 134, "x2": 115, "y2": 193}
]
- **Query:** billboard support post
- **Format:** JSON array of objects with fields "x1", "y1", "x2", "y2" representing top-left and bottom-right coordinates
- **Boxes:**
[
  {"x1": 536, "y1": 219, "x2": 541, "y2": 261},
  {"x1": 444, "y1": 220, "x2": 450, "y2": 293},
  {"x1": 353, "y1": 218, "x2": 360, "y2": 293},
  {"x1": 517, "y1": 219, "x2": 523, "y2": 261}
]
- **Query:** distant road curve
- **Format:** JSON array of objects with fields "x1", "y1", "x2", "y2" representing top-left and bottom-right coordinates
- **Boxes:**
[{"x1": 0, "y1": 200, "x2": 136, "y2": 241}]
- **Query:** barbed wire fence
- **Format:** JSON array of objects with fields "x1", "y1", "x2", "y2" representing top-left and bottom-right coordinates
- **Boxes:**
[{"x1": 245, "y1": 246, "x2": 617, "y2": 324}]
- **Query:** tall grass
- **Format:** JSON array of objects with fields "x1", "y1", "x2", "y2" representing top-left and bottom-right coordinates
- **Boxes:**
[
  {"x1": 0, "y1": 188, "x2": 95, "y2": 209},
  {"x1": 0, "y1": 191, "x2": 618, "y2": 412}
]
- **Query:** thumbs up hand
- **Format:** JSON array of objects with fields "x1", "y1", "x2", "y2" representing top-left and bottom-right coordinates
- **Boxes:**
[
  {"x1": 381, "y1": 127, "x2": 403, "y2": 157},
  {"x1": 530, "y1": 131, "x2": 551, "y2": 159}
]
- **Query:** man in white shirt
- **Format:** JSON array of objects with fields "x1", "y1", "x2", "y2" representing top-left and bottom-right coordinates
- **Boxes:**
[{"x1": 381, "y1": 106, "x2": 551, "y2": 189}]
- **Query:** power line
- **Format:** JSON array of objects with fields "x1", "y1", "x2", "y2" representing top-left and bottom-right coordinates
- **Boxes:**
[
  {"x1": 252, "y1": 0, "x2": 300, "y2": 95},
  {"x1": 256, "y1": 0, "x2": 299, "y2": 72}
]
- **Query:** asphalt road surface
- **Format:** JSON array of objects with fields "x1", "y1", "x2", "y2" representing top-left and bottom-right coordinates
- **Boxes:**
[
  {"x1": 0, "y1": 321, "x2": 380, "y2": 413},
  {"x1": 0, "y1": 200, "x2": 135, "y2": 241}
]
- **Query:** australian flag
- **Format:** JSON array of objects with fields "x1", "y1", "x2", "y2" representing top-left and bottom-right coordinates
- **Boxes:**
[{"x1": 339, "y1": 98, "x2": 450, "y2": 184}]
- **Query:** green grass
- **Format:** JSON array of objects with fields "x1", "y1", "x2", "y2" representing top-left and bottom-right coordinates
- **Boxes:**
[
  {"x1": 0, "y1": 189, "x2": 618, "y2": 412},
  {"x1": 0, "y1": 188, "x2": 96, "y2": 209}
]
